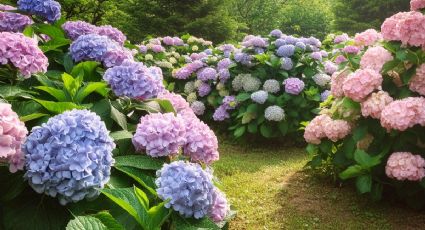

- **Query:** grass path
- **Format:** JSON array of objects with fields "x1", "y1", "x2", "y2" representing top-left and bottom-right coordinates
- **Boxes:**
[{"x1": 213, "y1": 141, "x2": 425, "y2": 229}]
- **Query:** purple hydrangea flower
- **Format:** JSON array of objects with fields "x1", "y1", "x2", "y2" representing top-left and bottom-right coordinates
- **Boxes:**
[
  {"x1": 281, "y1": 57, "x2": 293, "y2": 70},
  {"x1": 270, "y1": 29, "x2": 283, "y2": 38},
  {"x1": 218, "y1": 69, "x2": 230, "y2": 83},
  {"x1": 18, "y1": 0, "x2": 61, "y2": 22},
  {"x1": 283, "y1": 77, "x2": 305, "y2": 95},
  {"x1": 335, "y1": 55, "x2": 347, "y2": 64},
  {"x1": 96, "y1": 25, "x2": 127, "y2": 45},
  {"x1": 217, "y1": 58, "x2": 233, "y2": 70},
  {"x1": 183, "y1": 117, "x2": 219, "y2": 164},
  {"x1": 295, "y1": 42, "x2": 306, "y2": 50},
  {"x1": 0, "y1": 4, "x2": 16, "y2": 11},
  {"x1": 62, "y1": 21, "x2": 97, "y2": 40},
  {"x1": 234, "y1": 52, "x2": 252, "y2": 66},
  {"x1": 173, "y1": 37, "x2": 184, "y2": 46},
  {"x1": 103, "y1": 60, "x2": 164, "y2": 99},
  {"x1": 151, "y1": 44, "x2": 164, "y2": 53},
  {"x1": 190, "y1": 52, "x2": 208, "y2": 61},
  {"x1": 133, "y1": 113, "x2": 186, "y2": 157},
  {"x1": 209, "y1": 188, "x2": 230, "y2": 222},
  {"x1": 334, "y1": 33, "x2": 349, "y2": 44},
  {"x1": 0, "y1": 32, "x2": 48, "y2": 77},
  {"x1": 157, "y1": 91, "x2": 190, "y2": 114},
  {"x1": 186, "y1": 60, "x2": 205, "y2": 72},
  {"x1": 0, "y1": 12, "x2": 33, "y2": 32},
  {"x1": 102, "y1": 48, "x2": 134, "y2": 68},
  {"x1": 213, "y1": 105, "x2": 230, "y2": 121},
  {"x1": 197, "y1": 67, "x2": 217, "y2": 81},
  {"x1": 190, "y1": 101, "x2": 206, "y2": 115},
  {"x1": 139, "y1": 45, "x2": 148, "y2": 54},
  {"x1": 242, "y1": 36, "x2": 268, "y2": 48},
  {"x1": 342, "y1": 45, "x2": 360, "y2": 54},
  {"x1": 324, "y1": 61, "x2": 337, "y2": 75},
  {"x1": 321, "y1": 90, "x2": 331, "y2": 101},
  {"x1": 156, "y1": 161, "x2": 215, "y2": 219},
  {"x1": 173, "y1": 67, "x2": 192, "y2": 79},
  {"x1": 277, "y1": 45, "x2": 295, "y2": 57},
  {"x1": 306, "y1": 37, "x2": 321, "y2": 47},
  {"x1": 320, "y1": 50, "x2": 328, "y2": 57},
  {"x1": 70, "y1": 34, "x2": 121, "y2": 62},
  {"x1": 198, "y1": 82, "x2": 211, "y2": 97},
  {"x1": 275, "y1": 38, "x2": 286, "y2": 47},
  {"x1": 24, "y1": 109, "x2": 115, "y2": 205},
  {"x1": 310, "y1": 51, "x2": 322, "y2": 61},
  {"x1": 284, "y1": 35, "x2": 299, "y2": 45},
  {"x1": 204, "y1": 49, "x2": 213, "y2": 55},
  {"x1": 251, "y1": 90, "x2": 268, "y2": 104},
  {"x1": 222, "y1": 95, "x2": 237, "y2": 110},
  {"x1": 162, "y1": 36, "x2": 174, "y2": 45}
]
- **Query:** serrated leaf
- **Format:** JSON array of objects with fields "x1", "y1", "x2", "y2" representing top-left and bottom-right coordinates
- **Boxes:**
[
  {"x1": 110, "y1": 104, "x2": 128, "y2": 130},
  {"x1": 156, "y1": 99, "x2": 176, "y2": 114},
  {"x1": 114, "y1": 155, "x2": 164, "y2": 170},
  {"x1": 354, "y1": 150, "x2": 381, "y2": 168},
  {"x1": 20, "y1": 113, "x2": 49, "y2": 122},
  {"x1": 236, "y1": 93, "x2": 251, "y2": 102},
  {"x1": 115, "y1": 166, "x2": 157, "y2": 195},
  {"x1": 66, "y1": 216, "x2": 108, "y2": 230},
  {"x1": 0, "y1": 86, "x2": 33, "y2": 99},
  {"x1": 92, "y1": 212, "x2": 126, "y2": 230},
  {"x1": 33, "y1": 99, "x2": 84, "y2": 114},
  {"x1": 234, "y1": 126, "x2": 246, "y2": 138}
]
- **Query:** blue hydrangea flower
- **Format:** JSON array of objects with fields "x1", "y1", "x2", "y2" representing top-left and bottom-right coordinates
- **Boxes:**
[
  {"x1": 281, "y1": 57, "x2": 293, "y2": 70},
  {"x1": 234, "y1": 52, "x2": 252, "y2": 66},
  {"x1": 17, "y1": 0, "x2": 61, "y2": 23},
  {"x1": 213, "y1": 105, "x2": 230, "y2": 121},
  {"x1": 270, "y1": 29, "x2": 283, "y2": 38},
  {"x1": 70, "y1": 34, "x2": 121, "y2": 62},
  {"x1": 277, "y1": 45, "x2": 295, "y2": 57},
  {"x1": 103, "y1": 60, "x2": 164, "y2": 100},
  {"x1": 275, "y1": 38, "x2": 286, "y2": 47},
  {"x1": 197, "y1": 67, "x2": 217, "y2": 81},
  {"x1": 23, "y1": 109, "x2": 115, "y2": 205},
  {"x1": 156, "y1": 161, "x2": 215, "y2": 219},
  {"x1": 321, "y1": 90, "x2": 331, "y2": 101},
  {"x1": 295, "y1": 42, "x2": 306, "y2": 50},
  {"x1": 198, "y1": 82, "x2": 211, "y2": 97},
  {"x1": 251, "y1": 90, "x2": 268, "y2": 104}
]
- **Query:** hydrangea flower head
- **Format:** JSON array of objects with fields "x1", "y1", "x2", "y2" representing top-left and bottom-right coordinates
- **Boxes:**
[
  {"x1": 263, "y1": 79, "x2": 280, "y2": 93},
  {"x1": 156, "y1": 161, "x2": 215, "y2": 219},
  {"x1": 0, "y1": 4, "x2": 16, "y2": 11},
  {"x1": 380, "y1": 97, "x2": 425, "y2": 131},
  {"x1": 304, "y1": 114, "x2": 332, "y2": 144},
  {"x1": 386, "y1": 152, "x2": 425, "y2": 181},
  {"x1": 354, "y1": 29, "x2": 382, "y2": 47},
  {"x1": 102, "y1": 48, "x2": 134, "y2": 68},
  {"x1": 209, "y1": 188, "x2": 230, "y2": 223},
  {"x1": 103, "y1": 60, "x2": 164, "y2": 100},
  {"x1": 342, "y1": 69, "x2": 383, "y2": 102},
  {"x1": 184, "y1": 81, "x2": 196, "y2": 94},
  {"x1": 277, "y1": 45, "x2": 295, "y2": 57},
  {"x1": 217, "y1": 58, "x2": 233, "y2": 70},
  {"x1": 270, "y1": 29, "x2": 283, "y2": 38},
  {"x1": 198, "y1": 82, "x2": 212, "y2": 97},
  {"x1": 0, "y1": 12, "x2": 33, "y2": 32},
  {"x1": 158, "y1": 91, "x2": 190, "y2": 114},
  {"x1": 62, "y1": 21, "x2": 97, "y2": 40},
  {"x1": 360, "y1": 91, "x2": 393, "y2": 119},
  {"x1": 213, "y1": 105, "x2": 230, "y2": 121},
  {"x1": 232, "y1": 74, "x2": 247, "y2": 91},
  {"x1": 334, "y1": 33, "x2": 349, "y2": 44},
  {"x1": 0, "y1": 103, "x2": 28, "y2": 173},
  {"x1": 265, "y1": 106, "x2": 285, "y2": 122},
  {"x1": 360, "y1": 46, "x2": 393, "y2": 72},
  {"x1": 96, "y1": 25, "x2": 127, "y2": 45},
  {"x1": 242, "y1": 76, "x2": 261, "y2": 92},
  {"x1": 396, "y1": 11, "x2": 425, "y2": 47},
  {"x1": 313, "y1": 73, "x2": 331, "y2": 87},
  {"x1": 283, "y1": 77, "x2": 305, "y2": 95},
  {"x1": 133, "y1": 113, "x2": 186, "y2": 157},
  {"x1": 24, "y1": 109, "x2": 115, "y2": 205},
  {"x1": 321, "y1": 90, "x2": 331, "y2": 101},
  {"x1": 331, "y1": 70, "x2": 350, "y2": 98},
  {"x1": 197, "y1": 67, "x2": 217, "y2": 81},
  {"x1": 190, "y1": 101, "x2": 206, "y2": 115},
  {"x1": 323, "y1": 119, "x2": 351, "y2": 142},
  {"x1": 281, "y1": 57, "x2": 293, "y2": 70},
  {"x1": 409, "y1": 64, "x2": 425, "y2": 96},
  {"x1": 335, "y1": 55, "x2": 347, "y2": 64},
  {"x1": 70, "y1": 34, "x2": 121, "y2": 63},
  {"x1": 18, "y1": 0, "x2": 61, "y2": 22},
  {"x1": 173, "y1": 67, "x2": 192, "y2": 80},
  {"x1": 310, "y1": 52, "x2": 322, "y2": 61},
  {"x1": 324, "y1": 61, "x2": 337, "y2": 75},
  {"x1": 411, "y1": 0, "x2": 425, "y2": 11},
  {"x1": 0, "y1": 32, "x2": 48, "y2": 77},
  {"x1": 342, "y1": 45, "x2": 360, "y2": 54},
  {"x1": 275, "y1": 38, "x2": 286, "y2": 47},
  {"x1": 183, "y1": 118, "x2": 219, "y2": 164},
  {"x1": 251, "y1": 90, "x2": 268, "y2": 104}
]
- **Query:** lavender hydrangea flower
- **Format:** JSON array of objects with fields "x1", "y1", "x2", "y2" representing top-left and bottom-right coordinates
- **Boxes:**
[
  {"x1": 234, "y1": 52, "x2": 252, "y2": 66},
  {"x1": 281, "y1": 57, "x2": 293, "y2": 70},
  {"x1": 186, "y1": 60, "x2": 205, "y2": 72},
  {"x1": 270, "y1": 29, "x2": 283, "y2": 38},
  {"x1": 222, "y1": 95, "x2": 238, "y2": 110},
  {"x1": 217, "y1": 58, "x2": 232, "y2": 70},
  {"x1": 283, "y1": 77, "x2": 305, "y2": 95},
  {"x1": 132, "y1": 113, "x2": 186, "y2": 157},
  {"x1": 265, "y1": 106, "x2": 285, "y2": 122},
  {"x1": 0, "y1": 12, "x2": 33, "y2": 32},
  {"x1": 103, "y1": 60, "x2": 164, "y2": 100},
  {"x1": 162, "y1": 36, "x2": 174, "y2": 45},
  {"x1": 62, "y1": 21, "x2": 97, "y2": 40},
  {"x1": 218, "y1": 69, "x2": 230, "y2": 83},
  {"x1": 242, "y1": 36, "x2": 268, "y2": 48},
  {"x1": 173, "y1": 67, "x2": 192, "y2": 80},
  {"x1": 183, "y1": 118, "x2": 219, "y2": 164},
  {"x1": 102, "y1": 48, "x2": 134, "y2": 68},
  {"x1": 324, "y1": 61, "x2": 337, "y2": 75},
  {"x1": 310, "y1": 51, "x2": 322, "y2": 61},
  {"x1": 334, "y1": 33, "x2": 349, "y2": 44},
  {"x1": 0, "y1": 4, "x2": 16, "y2": 11},
  {"x1": 18, "y1": 0, "x2": 61, "y2": 23},
  {"x1": 213, "y1": 105, "x2": 230, "y2": 121},
  {"x1": 251, "y1": 90, "x2": 268, "y2": 104},
  {"x1": 173, "y1": 37, "x2": 184, "y2": 46},
  {"x1": 70, "y1": 34, "x2": 121, "y2": 62},
  {"x1": 209, "y1": 188, "x2": 230, "y2": 223},
  {"x1": 197, "y1": 67, "x2": 217, "y2": 81},
  {"x1": 275, "y1": 38, "x2": 286, "y2": 47},
  {"x1": 190, "y1": 101, "x2": 206, "y2": 115},
  {"x1": 23, "y1": 109, "x2": 115, "y2": 205},
  {"x1": 198, "y1": 82, "x2": 212, "y2": 97},
  {"x1": 263, "y1": 79, "x2": 280, "y2": 93},
  {"x1": 139, "y1": 45, "x2": 148, "y2": 54},
  {"x1": 157, "y1": 91, "x2": 190, "y2": 114},
  {"x1": 295, "y1": 42, "x2": 306, "y2": 50},
  {"x1": 96, "y1": 25, "x2": 127, "y2": 45},
  {"x1": 321, "y1": 90, "x2": 331, "y2": 101},
  {"x1": 156, "y1": 161, "x2": 215, "y2": 219},
  {"x1": 283, "y1": 35, "x2": 298, "y2": 45},
  {"x1": 277, "y1": 45, "x2": 295, "y2": 57},
  {"x1": 343, "y1": 45, "x2": 360, "y2": 54}
]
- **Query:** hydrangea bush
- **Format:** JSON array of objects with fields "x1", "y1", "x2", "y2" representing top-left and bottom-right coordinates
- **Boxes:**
[{"x1": 305, "y1": 1, "x2": 425, "y2": 207}]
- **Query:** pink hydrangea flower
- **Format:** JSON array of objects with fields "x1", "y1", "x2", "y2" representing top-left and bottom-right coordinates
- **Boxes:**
[
  {"x1": 380, "y1": 97, "x2": 425, "y2": 131},
  {"x1": 208, "y1": 188, "x2": 230, "y2": 223},
  {"x1": 183, "y1": 117, "x2": 219, "y2": 165},
  {"x1": 354, "y1": 29, "x2": 382, "y2": 47},
  {"x1": 157, "y1": 90, "x2": 191, "y2": 114},
  {"x1": 386, "y1": 152, "x2": 425, "y2": 181},
  {"x1": 397, "y1": 11, "x2": 425, "y2": 47},
  {"x1": 411, "y1": 0, "x2": 425, "y2": 11},
  {"x1": 0, "y1": 103, "x2": 28, "y2": 173},
  {"x1": 409, "y1": 64, "x2": 425, "y2": 96},
  {"x1": 0, "y1": 32, "x2": 48, "y2": 77},
  {"x1": 323, "y1": 119, "x2": 351, "y2": 142},
  {"x1": 334, "y1": 55, "x2": 347, "y2": 64},
  {"x1": 381, "y1": 12, "x2": 410, "y2": 41},
  {"x1": 330, "y1": 70, "x2": 350, "y2": 98},
  {"x1": 304, "y1": 114, "x2": 332, "y2": 144},
  {"x1": 132, "y1": 113, "x2": 186, "y2": 157},
  {"x1": 342, "y1": 69, "x2": 383, "y2": 102},
  {"x1": 361, "y1": 91, "x2": 393, "y2": 119},
  {"x1": 360, "y1": 46, "x2": 393, "y2": 72}
]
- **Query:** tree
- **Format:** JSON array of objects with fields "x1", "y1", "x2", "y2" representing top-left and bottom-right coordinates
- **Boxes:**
[
  {"x1": 333, "y1": 0, "x2": 410, "y2": 34},
  {"x1": 57, "y1": 0, "x2": 124, "y2": 24}
]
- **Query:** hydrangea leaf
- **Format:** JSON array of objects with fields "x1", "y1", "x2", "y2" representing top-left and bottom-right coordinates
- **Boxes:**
[
  {"x1": 66, "y1": 216, "x2": 108, "y2": 230},
  {"x1": 114, "y1": 155, "x2": 164, "y2": 170}
]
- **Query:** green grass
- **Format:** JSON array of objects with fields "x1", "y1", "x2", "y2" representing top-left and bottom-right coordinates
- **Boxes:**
[{"x1": 213, "y1": 140, "x2": 425, "y2": 229}]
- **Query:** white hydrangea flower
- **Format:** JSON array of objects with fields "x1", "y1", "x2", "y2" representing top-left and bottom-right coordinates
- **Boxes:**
[
  {"x1": 194, "y1": 80, "x2": 203, "y2": 89},
  {"x1": 190, "y1": 101, "x2": 206, "y2": 115},
  {"x1": 192, "y1": 45, "x2": 199, "y2": 51},
  {"x1": 187, "y1": 93, "x2": 197, "y2": 103},
  {"x1": 184, "y1": 81, "x2": 196, "y2": 94},
  {"x1": 265, "y1": 106, "x2": 285, "y2": 121},
  {"x1": 263, "y1": 79, "x2": 280, "y2": 93},
  {"x1": 145, "y1": 54, "x2": 154, "y2": 61},
  {"x1": 216, "y1": 83, "x2": 225, "y2": 91},
  {"x1": 251, "y1": 90, "x2": 268, "y2": 104},
  {"x1": 169, "y1": 57, "x2": 177, "y2": 64},
  {"x1": 218, "y1": 90, "x2": 229, "y2": 97},
  {"x1": 312, "y1": 73, "x2": 331, "y2": 87},
  {"x1": 243, "y1": 76, "x2": 261, "y2": 92},
  {"x1": 232, "y1": 74, "x2": 248, "y2": 91}
]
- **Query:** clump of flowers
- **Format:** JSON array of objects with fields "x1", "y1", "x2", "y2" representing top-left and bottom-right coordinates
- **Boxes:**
[
  {"x1": 386, "y1": 152, "x2": 425, "y2": 181},
  {"x1": 409, "y1": 64, "x2": 425, "y2": 96},
  {"x1": 360, "y1": 46, "x2": 393, "y2": 72},
  {"x1": 132, "y1": 113, "x2": 186, "y2": 157},
  {"x1": 312, "y1": 73, "x2": 331, "y2": 87},
  {"x1": 380, "y1": 97, "x2": 425, "y2": 131},
  {"x1": 283, "y1": 77, "x2": 305, "y2": 95},
  {"x1": 264, "y1": 106, "x2": 285, "y2": 122},
  {"x1": 251, "y1": 90, "x2": 268, "y2": 104},
  {"x1": 155, "y1": 161, "x2": 215, "y2": 219},
  {"x1": 17, "y1": 0, "x2": 61, "y2": 23},
  {"x1": 411, "y1": 0, "x2": 425, "y2": 11},
  {"x1": 354, "y1": 29, "x2": 382, "y2": 47},
  {"x1": 103, "y1": 60, "x2": 164, "y2": 100},
  {"x1": 190, "y1": 101, "x2": 206, "y2": 115},
  {"x1": 342, "y1": 69, "x2": 383, "y2": 102},
  {"x1": 0, "y1": 32, "x2": 48, "y2": 77},
  {"x1": 0, "y1": 103, "x2": 28, "y2": 173},
  {"x1": 62, "y1": 21, "x2": 97, "y2": 40},
  {"x1": 23, "y1": 110, "x2": 115, "y2": 205},
  {"x1": 209, "y1": 188, "x2": 230, "y2": 222},
  {"x1": 0, "y1": 11, "x2": 33, "y2": 32},
  {"x1": 360, "y1": 91, "x2": 394, "y2": 119},
  {"x1": 263, "y1": 79, "x2": 280, "y2": 93},
  {"x1": 183, "y1": 118, "x2": 219, "y2": 164},
  {"x1": 70, "y1": 34, "x2": 122, "y2": 63}
]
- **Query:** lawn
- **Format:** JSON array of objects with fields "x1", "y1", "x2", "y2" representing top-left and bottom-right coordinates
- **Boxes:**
[{"x1": 213, "y1": 140, "x2": 425, "y2": 229}]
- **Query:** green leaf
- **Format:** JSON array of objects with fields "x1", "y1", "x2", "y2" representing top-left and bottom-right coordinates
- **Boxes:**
[
  {"x1": 0, "y1": 86, "x2": 33, "y2": 99},
  {"x1": 260, "y1": 123, "x2": 273, "y2": 138},
  {"x1": 241, "y1": 113, "x2": 255, "y2": 124},
  {"x1": 110, "y1": 130, "x2": 133, "y2": 141},
  {"x1": 62, "y1": 73, "x2": 79, "y2": 97},
  {"x1": 306, "y1": 144, "x2": 318, "y2": 156},
  {"x1": 381, "y1": 59, "x2": 400, "y2": 73},
  {"x1": 247, "y1": 122, "x2": 258, "y2": 133},
  {"x1": 20, "y1": 113, "x2": 49, "y2": 122},
  {"x1": 339, "y1": 165, "x2": 364, "y2": 180},
  {"x1": 352, "y1": 126, "x2": 368, "y2": 142},
  {"x1": 278, "y1": 122, "x2": 288, "y2": 135},
  {"x1": 236, "y1": 93, "x2": 251, "y2": 102},
  {"x1": 40, "y1": 38, "x2": 71, "y2": 52},
  {"x1": 171, "y1": 213, "x2": 220, "y2": 230},
  {"x1": 22, "y1": 25, "x2": 34, "y2": 37},
  {"x1": 35, "y1": 86, "x2": 68, "y2": 101},
  {"x1": 33, "y1": 99, "x2": 84, "y2": 114},
  {"x1": 115, "y1": 166, "x2": 157, "y2": 195},
  {"x1": 63, "y1": 53, "x2": 74, "y2": 73},
  {"x1": 93, "y1": 212, "x2": 126, "y2": 230},
  {"x1": 342, "y1": 97, "x2": 360, "y2": 110},
  {"x1": 134, "y1": 187, "x2": 150, "y2": 209},
  {"x1": 0, "y1": 168, "x2": 26, "y2": 202},
  {"x1": 356, "y1": 175, "x2": 372, "y2": 194},
  {"x1": 114, "y1": 155, "x2": 164, "y2": 170},
  {"x1": 147, "y1": 202, "x2": 171, "y2": 230},
  {"x1": 71, "y1": 61, "x2": 100, "y2": 82},
  {"x1": 156, "y1": 99, "x2": 176, "y2": 114},
  {"x1": 34, "y1": 24, "x2": 66, "y2": 39},
  {"x1": 75, "y1": 82, "x2": 108, "y2": 103},
  {"x1": 246, "y1": 104, "x2": 258, "y2": 113},
  {"x1": 110, "y1": 104, "x2": 128, "y2": 130},
  {"x1": 353, "y1": 150, "x2": 381, "y2": 168},
  {"x1": 371, "y1": 183, "x2": 383, "y2": 201},
  {"x1": 234, "y1": 126, "x2": 246, "y2": 138},
  {"x1": 34, "y1": 73, "x2": 56, "y2": 87},
  {"x1": 66, "y1": 216, "x2": 108, "y2": 230},
  {"x1": 101, "y1": 188, "x2": 144, "y2": 226}
]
